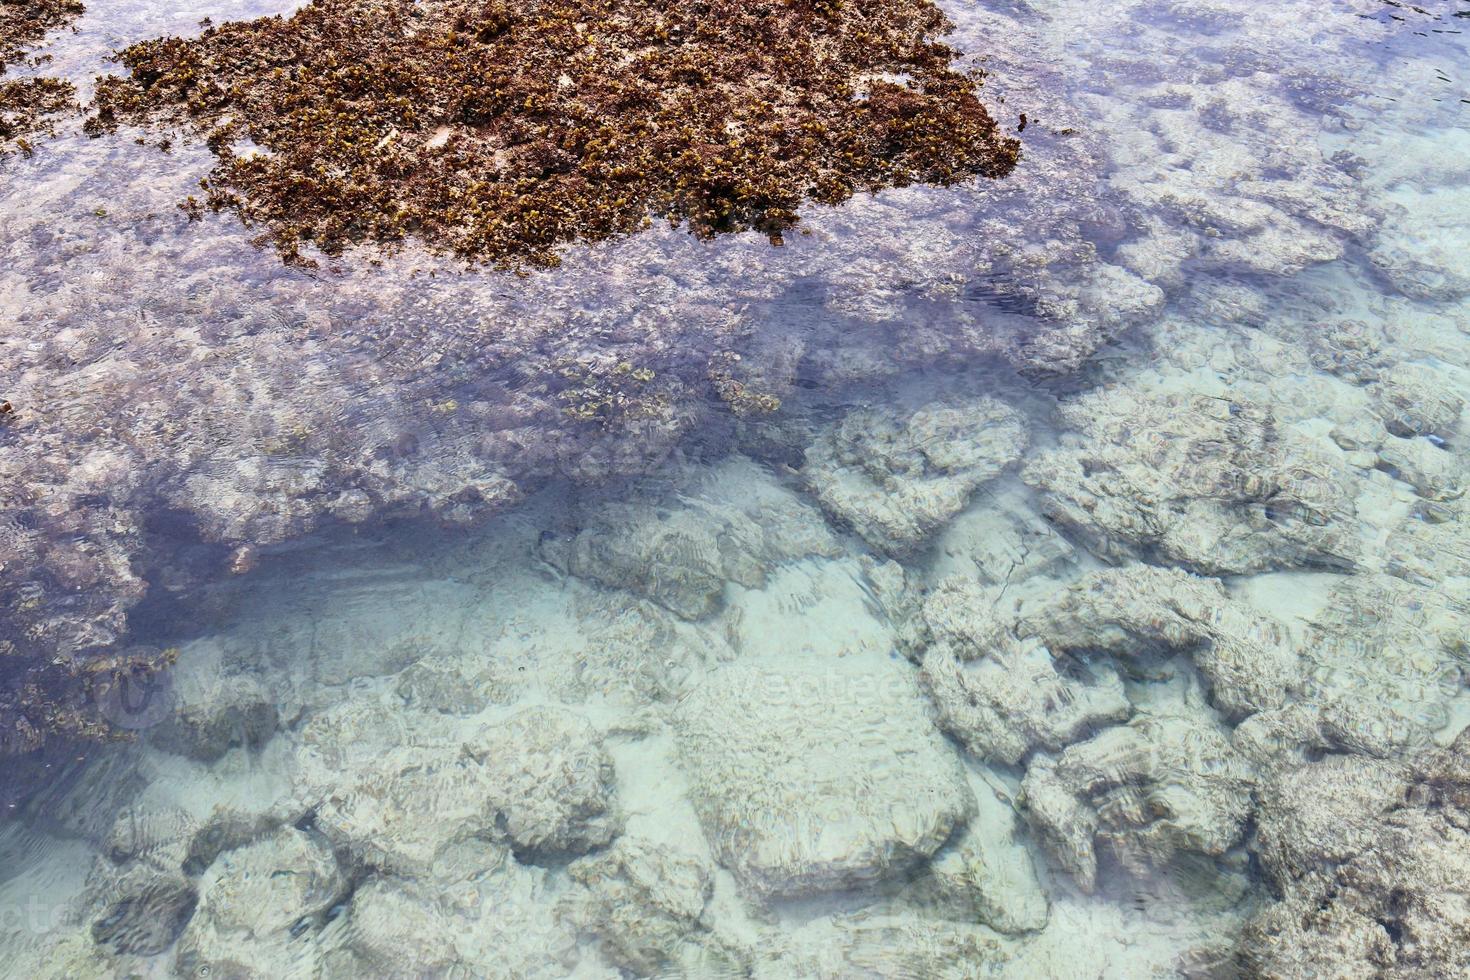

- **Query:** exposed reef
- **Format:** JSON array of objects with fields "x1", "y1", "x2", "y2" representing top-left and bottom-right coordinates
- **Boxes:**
[
  {"x1": 0, "y1": 0, "x2": 80, "y2": 67},
  {"x1": 0, "y1": 75, "x2": 73, "y2": 154},
  {"x1": 87, "y1": 0, "x2": 1020, "y2": 267}
]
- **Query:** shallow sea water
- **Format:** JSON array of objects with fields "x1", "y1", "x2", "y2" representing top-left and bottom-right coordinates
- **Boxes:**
[{"x1": 2, "y1": 0, "x2": 1470, "y2": 977}]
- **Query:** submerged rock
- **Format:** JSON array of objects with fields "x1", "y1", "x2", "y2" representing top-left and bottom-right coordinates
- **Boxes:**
[
  {"x1": 800, "y1": 394, "x2": 1029, "y2": 557},
  {"x1": 1374, "y1": 435, "x2": 1464, "y2": 503},
  {"x1": 175, "y1": 827, "x2": 344, "y2": 977},
  {"x1": 1109, "y1": 74, "x2": 1376, "y2": 283},
  {"x1": 762, "y1": 912, "x2": 1011, "y2": 979},
  {"x1": 339, "y1": 877, "x2": 464, "y2": 977},
  {"x1": 1369, "y1": 189, "x2": 1470, "y2": 301},
  {"x1": 469, "y1": 706, "x2": 622, "y2": 860},
  {"x1": 561, "y1": 838, "x2": 717, "y2": 976},
  {"x1": 1251, "y1": 754, "x2": 1411, "y2": 890},
  {"x1": 148, "y1": 669, "x2": 278, "y2": 762},
  {"x1": 1263, "y1": 574, "x2": 1470, "y2": 759},
  {"x1": 916, "y1": 577, "x2": 1131, "y2": 766},
  {"x1": 923, "y1": 633, "x2": 1130, "y2": 767},
  {"x1": 1242, "y1": 726, "x2": 1470, "y2": 978},
  {"x1": 1369, "y1": 362, "x2": 1465, "y2": 440},
  {"x1": 1025, "y1": 387, "x2": 1357, "y2": 574},
  {"x1": 898, "y1": 794, "x2": 1051, "y2": 936},
  {"x1": 293, "y1": 699, "x2": 620, "y2": 874},
  {"x1": 674, "y1": 658, "x2": 973, "y2": 900},
  {"x1": 542, "y1": 456, "x2": 841, "y2": 619},
  {"x1": 1021, "y1": 709, "x2": 1254, "y2": 895},
  {"x1": 1009, "y1": 565, "x2": 1301, "y2": 719},
  {"x1": 1307, "y1": 319, "x2": 1392, "y2": 385},
  {"x1": 339, "y1": 862, "x2": 585, "y2": 979},
  {"x1": 392, "y1": 654, "x2": 517, "y2": 715},
  {"x1": 102, "y1": 805, "x2": 199, "y2": 870},
  {"x1": 928, "y1": 487, "x2": 1079, "y2": 587},
  {"x1": 89, "y1": 867, "x2": 198, "y2": 956}
]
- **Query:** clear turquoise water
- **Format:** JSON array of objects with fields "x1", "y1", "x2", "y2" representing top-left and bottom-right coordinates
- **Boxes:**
[{"x1": 2, "y1": 1, "x2": 1469, "y2": 976}]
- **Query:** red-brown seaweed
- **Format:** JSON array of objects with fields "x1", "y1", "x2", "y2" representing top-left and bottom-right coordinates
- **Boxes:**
[
  {"x1": 89, "y1": 0, "x2": 1019, "y2": 266},
  {"x1": 0, "y1": 0, "x2": 84, "y2": 155}
]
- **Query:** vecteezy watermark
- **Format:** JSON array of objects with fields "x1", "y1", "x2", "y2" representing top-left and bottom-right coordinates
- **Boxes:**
[
  {"x1": 94, "y1": 668, "x2": 176, "y2": 731},
  {"x1": 0, "y1": 895, "x2": 68, "y2": 936}
]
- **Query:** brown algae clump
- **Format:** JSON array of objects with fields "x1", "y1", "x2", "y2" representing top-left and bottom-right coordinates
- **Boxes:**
[
  {"x1": 0, "y1": 0, "x2": 82, "y2": 63},
  {"x1": 88, "y1": 0, "x2": 1020, "y2": 266},
  {"x1": 0, "y1": 0, "x2": 84, "y2": 154},
  {"x1": 1, "y1": 75, "x2": 74, "y2": 154}
]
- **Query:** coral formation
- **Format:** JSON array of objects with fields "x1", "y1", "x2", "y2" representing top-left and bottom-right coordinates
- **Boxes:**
[{"x1": 87, "y1": 0, "x2": 1019, "y2": 267}]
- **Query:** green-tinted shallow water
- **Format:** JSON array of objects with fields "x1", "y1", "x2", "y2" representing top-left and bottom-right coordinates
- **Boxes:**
[{"x1": 2, "y1": 0, "x2": 1470, "y2": 976}]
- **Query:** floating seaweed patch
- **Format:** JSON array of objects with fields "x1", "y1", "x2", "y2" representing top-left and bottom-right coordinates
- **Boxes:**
[
  {"x1": 0, "y1": 0, "x2": 84, "y2": 155},
  {"x1": 87, "y1": 0, "x2": 1020, "y2": 267}
]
